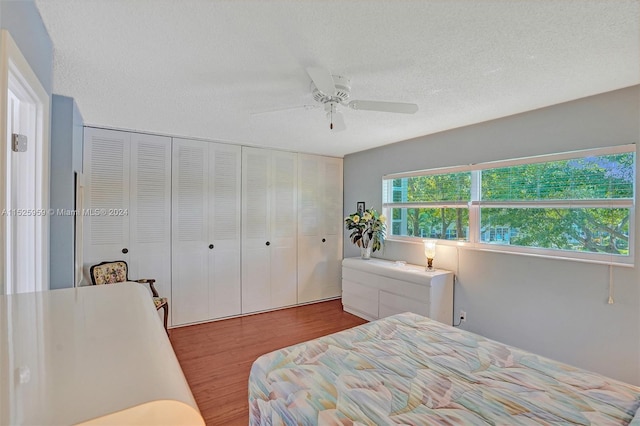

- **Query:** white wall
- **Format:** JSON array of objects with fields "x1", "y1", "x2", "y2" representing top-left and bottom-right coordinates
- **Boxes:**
[{"x1": 344, "y1": 85, "x2": 640, "y2": 385}]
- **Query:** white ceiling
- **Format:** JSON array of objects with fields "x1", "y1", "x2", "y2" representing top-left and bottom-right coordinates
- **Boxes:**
[{"x1": 35, "y1": 0, "x2": 639, "y2": 157}]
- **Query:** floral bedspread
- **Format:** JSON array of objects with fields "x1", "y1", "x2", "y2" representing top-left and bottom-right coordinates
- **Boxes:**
[{"x1": 249, "y1": 312, "x2": 640, "y2": 425}]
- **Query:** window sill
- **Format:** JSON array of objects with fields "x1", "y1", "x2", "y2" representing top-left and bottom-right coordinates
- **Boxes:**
[{"x1": 384, "y1": 236, "x2": 634, "y2": 268}]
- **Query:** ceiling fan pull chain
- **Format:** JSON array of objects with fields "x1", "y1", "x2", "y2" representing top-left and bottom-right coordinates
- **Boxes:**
[{"x1": 330, "y1": 108, "x2": 333, "y2": 130}]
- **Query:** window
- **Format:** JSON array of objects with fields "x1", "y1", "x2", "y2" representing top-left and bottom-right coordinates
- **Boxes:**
[
  {"x1": 382, "y1": 145, "x2": 635, "y2": 264},
  {"x1": 383, "y1": 172, "x2": 471, "y2": 241}
]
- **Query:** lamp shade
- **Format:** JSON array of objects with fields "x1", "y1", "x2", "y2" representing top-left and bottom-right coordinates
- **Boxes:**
[{"x1": 423, "y1": 239, "x2": 437, "y2": 258}]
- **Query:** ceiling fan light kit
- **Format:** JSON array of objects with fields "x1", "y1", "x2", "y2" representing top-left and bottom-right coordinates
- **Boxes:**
[{"x1": 312, "y1": 75, "x2": 351, "y2": 104}]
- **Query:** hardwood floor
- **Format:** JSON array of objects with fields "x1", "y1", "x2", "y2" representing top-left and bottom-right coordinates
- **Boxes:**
[{"x1": 170, "y1": 299, "x2": 367, "y2": 425}]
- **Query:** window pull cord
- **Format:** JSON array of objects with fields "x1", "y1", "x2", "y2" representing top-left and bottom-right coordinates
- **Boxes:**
[{"x1": 608, "y1": 264, "x2": 614, "y2": 304}]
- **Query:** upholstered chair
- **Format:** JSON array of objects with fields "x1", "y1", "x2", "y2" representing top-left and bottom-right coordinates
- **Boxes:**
[{"x1": 89, "y1": 260, "x2": 169, "y2": 334}]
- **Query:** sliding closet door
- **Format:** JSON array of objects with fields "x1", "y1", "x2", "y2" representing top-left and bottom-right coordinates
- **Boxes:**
[
  {"x1": 84, "y1": 128, "x2": 171, "y2": 305},
  {"x1": 208, "y1": 143, "x2": 241, "y2": 318},
  {"x1": 129, "y1": 133, "x2": 171, "y2": 309},
  {"x1": 241, "y1": 147, "x2": 271, "y2": 313},
  {"x1": 242, "y1": 147, "x2": 297, "y2": 313},
  {"x1": 172, "y1": 138, "x2": 242, "y2": 325},
  {"x1": 269, "y1": 151, "x2": 297, "y2": 308},
  {"x1": 297, "y1": 154, "x2": 343, "y2": 303},
  {"x1": 83, "y1": 128, "x2": 131, "y2": 273},
  {"x1": 297, "y1": 155, "x2": 322, "y2": 302},
  {"x1": 320, "y1": 156, "x2": 344, "y2": 298},
  {"x1": 172, "y1": 138, "x2": 209, "y2": 325}
]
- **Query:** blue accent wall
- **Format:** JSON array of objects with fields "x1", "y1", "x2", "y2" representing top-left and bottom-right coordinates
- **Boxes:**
[
  {"x1": 50, "y1": 95, "x2": 83, "y2": 289},
  {"x1": 0, "y1": 0, "x2": 53, "y2": 94}
]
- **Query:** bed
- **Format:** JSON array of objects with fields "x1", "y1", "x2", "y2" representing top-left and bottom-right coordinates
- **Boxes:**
[{"x1": 249, "y1": 312, "x2": 640, "y2": 425}]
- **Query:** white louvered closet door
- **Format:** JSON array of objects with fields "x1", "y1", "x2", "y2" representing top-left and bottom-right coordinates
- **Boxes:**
[
  {"x1": 321, "y1": 156, "x2": 344, "y2": 299},
  {"x1": 297, "y1": 154, "x2": 322, "y2": 302},
  {"x1": 83, "y1": 128, "x2": 131, "y2": 279},
  {"x1": 171, "y1": 138, "x2": 209, "y2": 325},
  {"x1": 242, "y1": 148, "x2": 298, "y2": 313},
  {"x1": 269, "y1": 151, "x2": 297, "y2": 308},
  {"x1": 297, "y1": 154, "x2": 343, "y2": 303},
  {"x1": 208, "y1": 143, "x2": 241, "y2": 319},
  {"x1": 241, "y1": 147, "x2": 271, "y2": 313},
  {"x1": 129, "y1": 133, "x2": 171, "y2": 312}
]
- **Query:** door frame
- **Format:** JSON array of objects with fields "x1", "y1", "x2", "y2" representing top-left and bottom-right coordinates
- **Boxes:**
[{"x1": 0, "y1": 30, "x2": 50, "y2": 293}]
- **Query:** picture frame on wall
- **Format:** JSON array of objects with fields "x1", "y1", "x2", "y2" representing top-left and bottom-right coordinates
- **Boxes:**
[{"x1": 357, "y1": 201, "x2": 365, "y2": 215}]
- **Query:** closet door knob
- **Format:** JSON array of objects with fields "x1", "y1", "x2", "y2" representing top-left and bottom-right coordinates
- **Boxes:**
[
  {"x1": 122, "y1": 248, "x2": 128, "y2": 254},
  {"x1": 322, "y1": 238, "x2": 326, "y2": 243},
  {"x1": 265, "y1": 241, "x2": 271, "y2": 246},
  {"x1": 209, "y1": 244, "x2": 214, "y2": 249}
]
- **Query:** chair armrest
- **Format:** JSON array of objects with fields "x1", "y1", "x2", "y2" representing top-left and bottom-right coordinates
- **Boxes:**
[{"x1": 134, "y1": 279, "x2": 159, "y2": 297}]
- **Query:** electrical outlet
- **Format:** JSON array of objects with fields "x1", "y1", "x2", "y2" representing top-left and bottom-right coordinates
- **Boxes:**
[{"x1": 460, "y1": 310, "x2": 467, "y2": 322}]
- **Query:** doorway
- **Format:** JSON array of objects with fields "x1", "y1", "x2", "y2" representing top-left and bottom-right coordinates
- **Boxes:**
[{"x1": 1, "y1": 30, "x2": 50, "y2": 294}]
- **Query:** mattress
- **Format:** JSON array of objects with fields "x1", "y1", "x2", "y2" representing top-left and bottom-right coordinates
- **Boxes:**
[{"x1": 249, "y1": 312, "x2": 640, "y2": 425}]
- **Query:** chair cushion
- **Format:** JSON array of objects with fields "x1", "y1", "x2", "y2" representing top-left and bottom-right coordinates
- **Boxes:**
[
  {"x1": 91, "y1": 262, "x2": 127, "y2": 285},
  {"x1": 153, "y1": 297, "x2": 168, "y2": 309}
]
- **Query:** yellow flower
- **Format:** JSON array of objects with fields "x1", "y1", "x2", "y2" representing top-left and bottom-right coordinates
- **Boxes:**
[
  {"x1": 379, "y1": 215, "x2": 386, "y2": 223},
  {"x1": 352, "y1": 215, "x2": 360, "y2": 223},
  {"x1": 362, "y1": 212, "x2": 371, "y2": 221}
]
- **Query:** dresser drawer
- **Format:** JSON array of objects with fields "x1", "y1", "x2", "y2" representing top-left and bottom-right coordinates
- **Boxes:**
[
  {"x1": 342, "y1": 279, "x2": 378, "y2": 319},
  {"x1": 342, "y1": 267, "x2": 431, "y2": 300},
  {"x1": 379, "y1": 290, "x2": 429, "y2": 318}
]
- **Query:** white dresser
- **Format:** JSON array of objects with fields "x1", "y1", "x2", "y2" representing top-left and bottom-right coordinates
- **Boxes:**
[{"x1": 342, "y1": 257, "x2": 454, "y2": 325}]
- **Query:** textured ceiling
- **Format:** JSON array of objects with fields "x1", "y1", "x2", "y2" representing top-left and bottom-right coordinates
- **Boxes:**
[{"x1": 36, "y1": 0, "x2": 639, "y2": 157}]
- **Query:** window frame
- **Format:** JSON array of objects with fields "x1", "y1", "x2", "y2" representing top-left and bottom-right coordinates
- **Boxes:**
[{"x1": 382, "y1": 144, "x2": 636, "y2": 266}]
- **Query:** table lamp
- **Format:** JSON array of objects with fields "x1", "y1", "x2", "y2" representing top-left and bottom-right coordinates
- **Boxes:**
[{"x1": 423, "y1": 239, "x2": 437, "y2": 271}]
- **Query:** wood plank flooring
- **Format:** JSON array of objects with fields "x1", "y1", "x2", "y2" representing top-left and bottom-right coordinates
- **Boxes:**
[{"x1": 170, "y1": 299, "x2": 367, "y2": 425}]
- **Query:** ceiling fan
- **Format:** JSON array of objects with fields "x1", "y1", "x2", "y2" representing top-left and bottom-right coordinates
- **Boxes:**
[{"x1": 253, "y1": 67, "x2": 419, "y2": 131}]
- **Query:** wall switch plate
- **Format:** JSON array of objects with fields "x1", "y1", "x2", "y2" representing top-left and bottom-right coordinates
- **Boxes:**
[
  {"x1": 460, "y1": 310, "x2": 467, "y2": 322},
  {"x1": 12, "y1": 133, "x2": 27, "y2": 152}
]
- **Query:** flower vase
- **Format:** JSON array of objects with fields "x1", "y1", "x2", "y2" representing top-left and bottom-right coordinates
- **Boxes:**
[{"x1": 360, "y1": 245, "x2": 372, "y2": 260}]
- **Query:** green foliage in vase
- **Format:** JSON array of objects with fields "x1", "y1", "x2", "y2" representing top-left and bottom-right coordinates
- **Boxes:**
[{"x1": 345, "y1": 208, "x2": 387, "y2": 252}]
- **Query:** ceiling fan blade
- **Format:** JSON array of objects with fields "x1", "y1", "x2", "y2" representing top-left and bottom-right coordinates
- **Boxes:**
[
  {"x1": 347, "y1": 100, "x2": 418, "y2": 114},
  {"x1": 250, "y1": 104, "x2": 318, "y2": 116},
  {"x1": 306, "y1": 67, "x2": 336, "y2": 96},
  {"x1": 330, "y1": 111, "x2": 346, "y2": 132}
]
